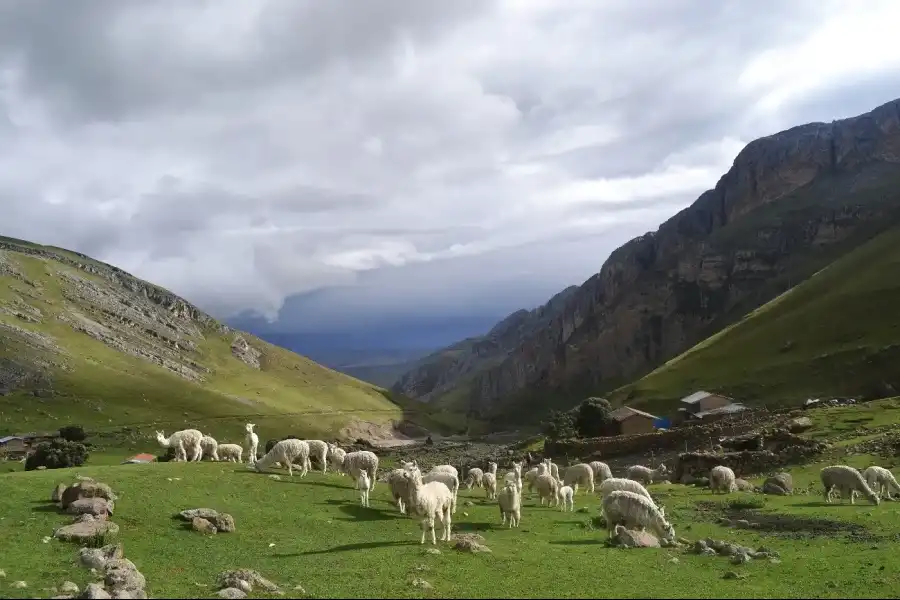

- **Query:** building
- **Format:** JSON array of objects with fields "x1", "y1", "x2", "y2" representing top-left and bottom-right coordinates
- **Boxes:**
[
  {"x1": 0, "y1": 436, "x2": 30, "y2": 458},
  {"x1": 122, "y1": 453, "x2": 157, "y2": 465},
  {"x1": 609, "y1": 406, "x2": 659, "y2": 436},
  {"x1": 689, "y1": 402, "x2": 749, "y2": 423},
  {"x1": 672, "y1": 391, "x2": 735, "y2": 424}
]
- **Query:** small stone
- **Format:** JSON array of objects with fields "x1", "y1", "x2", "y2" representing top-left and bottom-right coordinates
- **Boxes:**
[
  {"x1": 0, "y1": 569, "x2": 5, "y2": 578},
  {"x1": 293, "y1": 584, "x2": 306, "y2": 594},
  {"x1": 464, "y1": 501, "x2": 474, "y2": 507},
  {"x1": 424, "y1": 547, "x2": 441, "y2": 555},
  {"x1": 410, "y1": 577, "x2": 432, "y2": 590},
  {"x1": 58, "y1": 581, "x2": 80, "y2": 595},
  {"x1": 217, "y1": 586, "x2": 248, "y2": 598},
  {"x1": 43, "y1": 536, "x2": 52, "y2": 543},
  {"x1": 268, "y1": 475, "x2": 281, "y2": 481},
  {"x1": 11, "y1": 580, "x2": 27, "y2": 588},
  {"x1": 769, "y1": 558, "x2": 782, "y2": 564},
  {"x1": 235, "y1": 580, "x2": 252, "y2": 593},
  {"x1": 192, "y1": 517, "x2": 217, "y2": 534},
  {"x1": 735, "y1": 519, "x2": 751, "y2": 529},
  {"x1": 613, "y1": 525, "x2": 661, "y2": 548},
  {"x1": 723, "y1": 571, "x2": 746, "y2": 580},
  {"x1": 668, "y1": 557, "x2": 680, "y2": 564},
  {"x1": 213, "y1": 513, "x2": 236, "y2": 533},
  {"x1": 80, "y1": 583, "x2": 111, "y2": 599},
  {"x1": 731, "y1": 552, "x2": 750, "y2": 565}
]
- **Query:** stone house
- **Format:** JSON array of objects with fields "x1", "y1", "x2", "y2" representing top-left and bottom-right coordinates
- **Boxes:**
[{"x1": 609, "y1": 406, "x2": 659, "y2": 436}]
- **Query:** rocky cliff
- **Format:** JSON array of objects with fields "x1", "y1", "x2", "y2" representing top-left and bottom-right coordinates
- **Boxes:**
[
  {"x1": 395, "y1": 97, "x2": 900, "y2": 423},
  {"x1": 392, "y1": 285, "x2": 578, "y2": 403}
]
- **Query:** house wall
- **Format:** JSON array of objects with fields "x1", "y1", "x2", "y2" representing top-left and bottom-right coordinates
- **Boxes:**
[{"x1": 617, "y1": 415, "x2": 656, "y2": 436}]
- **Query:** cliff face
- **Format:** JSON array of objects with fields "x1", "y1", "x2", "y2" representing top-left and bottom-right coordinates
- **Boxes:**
[
  {"x1": 395, "y1": 98, "x2": 900, "y2": 422},
  {"x1": 392, "y1": 285, "x2": 578, "y2": 403}
]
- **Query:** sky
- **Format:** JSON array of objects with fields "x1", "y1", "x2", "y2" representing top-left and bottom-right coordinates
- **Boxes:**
[{"x1": 2, "y1": 0, "x2": 900, "y2": 343}]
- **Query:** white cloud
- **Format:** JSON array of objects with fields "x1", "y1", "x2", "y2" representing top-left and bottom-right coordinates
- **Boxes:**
[{"x1": 0, "y1": 0, "x2": 898, "y2": 334}]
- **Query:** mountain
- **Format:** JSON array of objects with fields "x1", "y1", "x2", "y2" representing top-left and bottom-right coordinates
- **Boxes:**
[
  {"x1": 609, "y1": 222, "x2": 900, "y2": 412},
  {"x1": 392, "y1": 285, "x2": 579, "y2": 408},
  {"x1": 393, "y1": 97, "x2": 900, "y2": 426},
  {"x1": 0, "y1": 236, "x2": 444, "y2": 443}
]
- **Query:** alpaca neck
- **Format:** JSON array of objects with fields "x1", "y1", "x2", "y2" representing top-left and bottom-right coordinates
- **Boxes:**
[{"x1": 158, "y1": 435, "x2": 172, "y2": 447}]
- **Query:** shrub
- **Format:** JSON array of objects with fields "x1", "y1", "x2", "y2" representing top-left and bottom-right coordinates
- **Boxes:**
[
  {"x1": 25, "y1": 439, "x2": 89, "y2": 471},
  {"x1": 727, "y1": 494, "x2": 766, "y2": 511},
  {"x1": 58, "y1": 424, "x2": 87, "y2": 442},
  {"x1": 157, "y1": 447, "x2": 177, "y2": 463}
]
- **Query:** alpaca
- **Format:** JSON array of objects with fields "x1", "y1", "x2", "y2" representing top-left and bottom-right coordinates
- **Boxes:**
[
  {"x1": 327, "y1": 443, "x2": 347, "y2": 475},
  {"x1": 217, "y1": 443, "x2": 243, "y2": 463},
  {"x1": 254, "y1": 439, "x2": 310, "y2": 477},
  {"x1": 245, "y1": 423, "x2": 259, "y2": 465},
  {"x1": 304, "y1": 440, "x2": 329, "y2": 474},
  {"x1": 342, "y1": 451, "x2": 379, "y2": 491},
  {"x1": 200, "y1": 435, "x2": 219, "y2": 462},
  {"x1": 406, "y1": 465, "x2": 453, "y2": 545},
  {"x1": 357, "y1": 470, "x2": 372, "y2": 508},
  {"x1": 156, "y1": 429, "x2": 203, "y2": 462},
  {"x1": 498, "y1": 480, "x2": 522, "y2": 527}
]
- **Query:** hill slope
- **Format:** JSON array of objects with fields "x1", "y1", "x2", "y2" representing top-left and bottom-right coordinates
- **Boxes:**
[
  {"x1": 0, "y1": 236, "x2": 441, "y2": 444},
  {"x1": 609, "y1": 222, "x2": 900, "y2": 413},
  {"x1": 394, "y1": 96, "x2": 900, "y2": 426}
]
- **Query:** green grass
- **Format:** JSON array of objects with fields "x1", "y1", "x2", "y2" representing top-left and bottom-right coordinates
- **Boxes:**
[
  {"x1": 611, "y1": 223, "x2": 900, "y2": 414},
  {"x1": 2, "y1": 450, "x2": 900, "y2": 599},
  {"x1": 0, "y1": 241, "x2": 452, "y2": 447}
]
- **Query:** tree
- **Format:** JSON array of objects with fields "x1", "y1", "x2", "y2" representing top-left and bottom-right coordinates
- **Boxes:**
[
  {"x1": 542, "y1": 409, "x2": 577, "y2": 441},
  {"x1": 25, "y1": 439, "x2": 89, "y2": 471},
  {"x1": 573, "y1": 397, "x2": 615, "y2": 438},
  {"x1": 58, "y1": 424, "x2": 86, "y2": 442}
]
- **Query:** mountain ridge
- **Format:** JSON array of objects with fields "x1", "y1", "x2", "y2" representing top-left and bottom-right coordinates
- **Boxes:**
[{"x1": 393, "y1": 97, "x2": 900, "y2": 425}]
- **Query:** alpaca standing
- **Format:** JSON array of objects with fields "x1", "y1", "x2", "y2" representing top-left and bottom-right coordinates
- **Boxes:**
[
  {"x1": 357, "y1": 470, "x2": 372, "y2": 508},
  {"x1": 156, "y1": 429, "x2": 203, "y2": 462},
  {"x1": 406, "y1": 465, "x2": 453, "y2": 545},
  {"x1": 245, "y1": 423, "x2": 259, "y2": 465}
]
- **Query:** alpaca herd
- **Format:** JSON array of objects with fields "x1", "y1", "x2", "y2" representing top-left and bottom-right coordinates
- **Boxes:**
[{"x1": 153, "y1": 425, "x2": 898, "y2": 546}]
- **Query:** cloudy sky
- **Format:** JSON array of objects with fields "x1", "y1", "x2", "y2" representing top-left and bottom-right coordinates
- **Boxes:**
[{"x1": 2, "y1": 0, "x2": 900, "y2": 344}]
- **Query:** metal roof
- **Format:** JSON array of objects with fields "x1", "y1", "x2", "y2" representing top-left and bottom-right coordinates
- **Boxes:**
[
  {"x1": 692, "y1": 403, "x2": 749, "y2": 418},
  {"x1": 679, "y1": 391, "x2": 714, "y2": 404},
  {"x1": 0, "y1": 436, "x2": 24, "y2": 444},
  {"x1": 610, "y1": 406, "x2": 659, "y2": 422}
]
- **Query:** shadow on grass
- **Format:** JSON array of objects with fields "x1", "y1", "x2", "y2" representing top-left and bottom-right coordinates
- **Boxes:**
[
  {"x1": 549, "y1": 539, "x2": 609, "y2": 546},
  {"x1": 791, "y1": 501, "x2": 871, "y2": 508},
  {"x1": 332, "y1": 502, "x2": 397, "y2": 522},
  {"x1": 452, "y1": 521, "x2": 492, "y2": 533},
  {"x1": 275, "y1": 540, "x2": 410, "y2": 557},
  {"x1": 31, "y1": 503, "x2": 63, "y2": 513}
]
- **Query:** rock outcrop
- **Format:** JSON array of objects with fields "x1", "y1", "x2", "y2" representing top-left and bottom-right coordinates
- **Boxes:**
[{"x1": 394, "y1": 97, "x2": 900, "y2": 421}]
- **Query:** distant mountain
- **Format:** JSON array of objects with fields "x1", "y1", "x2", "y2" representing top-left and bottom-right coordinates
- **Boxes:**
[{"x1": 392, "y1": 97, "x2": 900, "y2": 426}]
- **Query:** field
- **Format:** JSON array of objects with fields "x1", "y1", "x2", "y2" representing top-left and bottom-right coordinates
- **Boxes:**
[
  {"x1": 3, "y1": 400, "x2": 900, "y2": 598},
  {"x1": 0, "y1": 237, "x2": 457, "y2": 444},
  {"x1": 611, "y1": 223, "x2": 900, "y2": 413}
]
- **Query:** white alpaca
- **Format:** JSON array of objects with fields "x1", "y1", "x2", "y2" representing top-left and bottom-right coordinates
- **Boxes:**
[
  {"x1": 482, "y1": 461, "x2": 498, "y2": 500},
  {"x1": 254, "y1": 438, "x2": 310, "y2": 477},
  {"x1": 357, "y1": 470, "x2": 372, "y2": 508},
  {"x1": 430, "y1": 464, "x2": 459, "y2": 479},
  {"x1": 386, "y1": 468, "x2": 413, "y2": 515},
  {"x1": 304, "y1": 439, "x2": 329, "y2": 474},
  {"x1": 217, "y1": 443, "x2": 243, "y2": 463},
  {"x1": 602, "y1": 490, "x2": 675, "y2": 542},
  {"x1": 244, "y1": 423, "x2": 259, "y2": 465},
  {"x1": 864, "y1": 466, "x2": 900, "y2": 500},
  {"x1": 709, "y1": 465, "x2": 737, "y2": 494},
  {"x1": 498, "y1": 480, "x2": 522, "y2": 528},
  {"x1": 557, "y1": 485, "x2": 575, "y2": 512},
  {"x1": 327, "y1": 443, "x2": 347, "y2": 475},
  {"x1": 599, "y1": 478, "x2": 657, "y2": 507},
  {"x1": 504, "y1": 460, "x2": 524, "y2": 495},
  {"x1": 589, "y1": 461, "x2": 613, "y2": 483},
  {"x1": 535, "y1": 473, "x2": 559, "y2": 507},
  {"x1": 821, "y1": 465, "x2": 879, "y2": 505},
  {"x1": 406, "y1": 466, "x2": 453, "y2": 545},
  {"x1": 424, "y1": 470, "x2": 460, "y2": 514},
  {"x1": 156, "y1": 429, "x2": 203, "y2": 462},
  {"x1": 626, "y1": 464, "x2": 668, "y2": 485},
  {"x1": 200, "y1": 435, "x2": 219, "y2": 462},
  {"x1": 542, "y1": 458, "x2": 561, "y2": 483},
  {"x1": 563, "y1": 463, "x2": 595, "y2": 494},
  {"x1": 341, "y1": 451, "x2": 379, "y2": 491},
  {"x1": 523, "y1": 467, "x2": 539, "y2": 494},
  {"x1": 465, "y1": 467, "x2": 484, "y2": 489}
]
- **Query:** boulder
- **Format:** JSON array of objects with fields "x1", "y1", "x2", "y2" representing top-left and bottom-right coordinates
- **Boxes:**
[
  {"x1": 54, "y1": 518, "x2": 119, "y2": 543},
  {"x1": 612, "y1": 525, "x2": 661, "y2": 548},
  {"x1": 67, "y1": 498, "x2": 114, "y2": 519},
  {"x1": 734, "y1": 478, "x2": 754, "y2": 492},
  {"x1": 217, "y1": 589, "x2": 247, "y2": 599},
  {"x1": 787, "y1": 417, "x2": 813, "y2": 433},
  {"x1": 762, "y1": 472, "x2": 793, "y2": 495},
  {"x1": 216, "y1": 569, "x2": 280, "y2": 594},
  {"x1": 192, "y1": 517, "x2": 217, "y2": 534},
  {"x1": 103, "y1": 558, "x2": 146, "y2": 597},
  {"x1": 213, "y1": 513, "x2": 236, "y2": 533},
  {"x1": 52, "y1": 483, "x2": 68, "y2": 503},
  {"x1": 178, "y1": 508, "x2": 220, "y2": 521},
  {"x1": 61, "y1": 482, "x2": 116, "y2": 508},
  {"x1": 78, "y1": 583, "x2": 111, "y2": 599},
  {"x1": 78, "y1": 544, "x2": 124, "y2": 570}
]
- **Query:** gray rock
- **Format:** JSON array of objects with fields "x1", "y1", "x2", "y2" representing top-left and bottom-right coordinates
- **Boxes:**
[
  {"x1": 788, "y1": 417, "x2": 813, "y2": 433},
  {"x1": 734, "y1": 478, "x2": 754, "y2": 492},
  {"x1": 61, "y1": 482, "x2": 116, "y2": 508},
  {"x1": 79, "y1": 544, "x2": 124, "y2": 570},
  {"x1": 52, "y1": 483, "x2": 68, "y2": 503},
  {"x1": 192, "y1": 517, "x2": 217, "y2": 534},
  {"x1": 67, "y1": 498, "x2": 114, "y2": 519},
  {"x1": 731, "y1": 552, "x2": 751, "y2": 565},
  {"x1": 78, "y1": 583, "x2": 111, "y2": 599},
  {"x1": 103, "y1": 558, "x2": 146, "y2": 595},
  {"x1": 762, "y1": 473, "x2": 793, "y2": 495},
  {"x1": 216, "y1": 569, "x2": 280, "y2": 594},
  {"x1": 613, "y1": 525, "x2": 661, "y2": 548},
  {"x1": 213, "y1": 513, "x2": 235, "y2": 533},
  {"x1": 735, "y1": 519, "x2": 751, "y2": 529},
  {"x1": 178, "y1": 508, "x2": 219, "y2": 521},
  {"x1": 59, "y1": 581, "x2": 80, "y2": 595},
  {"x1": 10, "y1": 580, "x2": 27, "y2": 588},
  {"x1": 54, "y1": 520, "x2": 119, "y2": 543},
  {"x1": 217, "y1": 588, "x2": 247, "y2": 599}
]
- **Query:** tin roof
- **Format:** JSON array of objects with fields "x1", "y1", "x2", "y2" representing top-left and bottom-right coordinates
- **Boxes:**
[{"x1": 610, "y1": 406, "x2": 659, "y2": 422}]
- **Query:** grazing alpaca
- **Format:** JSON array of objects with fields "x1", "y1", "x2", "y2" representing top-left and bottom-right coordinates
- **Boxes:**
[
  {"x1": 156, "y1": 429, "x2": 203, "y2": 462},
  {"x1": 254, "y1": 439, "x2": 310, "y2": 477},
  {"x1": 245, "y1": 423, "x2": 259, "y2": 465},
  {"x1": 200, "y1": 435, "x2": 219, "y2": 461}
]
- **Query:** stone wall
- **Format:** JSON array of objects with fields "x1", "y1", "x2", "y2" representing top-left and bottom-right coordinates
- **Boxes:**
[
  {"x1": 544, "y1": 409, "x2": 784, "y2": 461},
  {"x1": 673, "y1": 440, "x2": 828, "y2": 481}
]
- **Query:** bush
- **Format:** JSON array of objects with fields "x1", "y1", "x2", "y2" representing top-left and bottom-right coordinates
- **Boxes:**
[
  {"x1": 727, "y1": 494, "x2": 766, "y2": 511},
  {"x1": 157, "y1": 447, "x2": 177, "y2": 463},
  {"x1": 25, "y1": 439, "x2": 89, "y2": 471},
  {"x1": 58, "y1": 424, "x2": 86, "y2": 442},
  {"x1": 542, "y1": 410, "x2": 577, "y2": 441},
  {"x1": 573, "y1": 397, "x2": 615, "y2": 438}
]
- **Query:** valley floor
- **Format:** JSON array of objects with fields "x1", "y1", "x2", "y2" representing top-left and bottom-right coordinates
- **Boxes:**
[{"x1": 2, "y1": 441, "x2": 900, "y2": 598}]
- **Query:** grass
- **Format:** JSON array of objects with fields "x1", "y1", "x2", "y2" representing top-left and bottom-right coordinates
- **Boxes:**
[
  {"x1": 611, "y1": 223, "x2": 900, "y2": 414},
  {"x1": 2, "y1": 449, "x2": 900, "y2": 599},
  {"x1": 0, "y1": 240, "x2": 454, "y2": 447}
]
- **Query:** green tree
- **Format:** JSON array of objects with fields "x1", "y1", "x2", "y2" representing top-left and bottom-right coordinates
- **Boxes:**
[{"x1": 573, "y1": 397, "x2": 615, "y2": 438}]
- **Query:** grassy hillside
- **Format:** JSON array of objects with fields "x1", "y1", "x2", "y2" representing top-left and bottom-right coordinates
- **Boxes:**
[
  {"x1": 0, "y1": 236, "x2": 452, "y2": 447},
  {"x1": 3, "y1": 400, "x2": 900, "y2": 598},
  {"x1": 611, "y1": 223, "x2": 900, "y2": 413}
]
